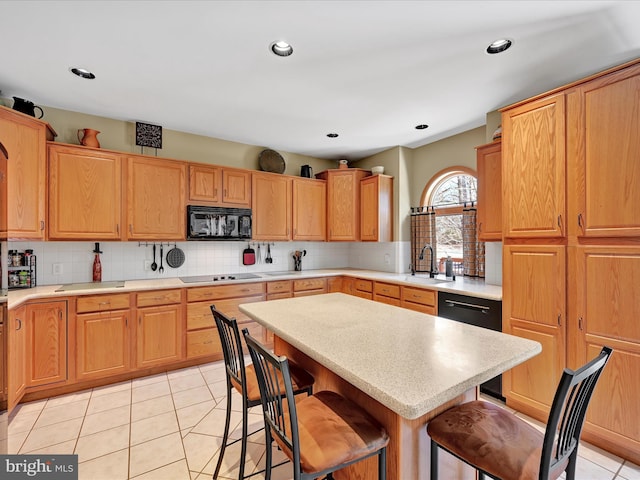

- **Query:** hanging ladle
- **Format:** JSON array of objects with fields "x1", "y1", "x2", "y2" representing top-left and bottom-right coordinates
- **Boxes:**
[{"x1": 151, "y1": 244, "x2": 158, "y2": 271}]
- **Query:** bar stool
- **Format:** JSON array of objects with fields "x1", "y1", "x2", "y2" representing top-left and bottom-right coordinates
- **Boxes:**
[
  {"x1": 243, "y1": 329, "x2": 390, "y2": 480},
  {"x1": 211, "y1": 306, "x2": 314, "y2": 480},
  {"x1": 427, "y1": 346, "x2": 613, "y2": 480}
]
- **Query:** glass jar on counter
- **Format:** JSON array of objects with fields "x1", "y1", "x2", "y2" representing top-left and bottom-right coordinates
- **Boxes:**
[
  {"x1": 9, "y1": 272, "x2": 19, "y2": 287},
  {"x1": 11, "y1": 251, "x2": 23, "y2": 267},
  {"x1": 18, "y1": 271, "x2": 29, "y2": 286}
]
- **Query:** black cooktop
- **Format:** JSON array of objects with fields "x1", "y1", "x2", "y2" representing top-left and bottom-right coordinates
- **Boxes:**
[{"x1": 179, "y1": 273, "x2": 262, "y2": 284}]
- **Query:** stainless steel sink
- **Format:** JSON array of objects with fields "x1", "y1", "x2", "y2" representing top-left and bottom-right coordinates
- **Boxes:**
[
  {"x1": 180, "y1": 273, "x2": 261, "y2": 283},
  {"x1": 55, "y1": 281, "x2": 125, "y2": 292}
]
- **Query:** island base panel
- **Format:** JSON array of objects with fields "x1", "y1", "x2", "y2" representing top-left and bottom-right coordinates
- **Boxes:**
[{"x1": 274, "y1": 336, "x2": 477, "y2": 480}]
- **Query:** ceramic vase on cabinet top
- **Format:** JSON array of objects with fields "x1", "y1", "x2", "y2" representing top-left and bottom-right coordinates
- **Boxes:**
[{"x1": 78, "y1": 128, "x2": 101, "y2": 148}]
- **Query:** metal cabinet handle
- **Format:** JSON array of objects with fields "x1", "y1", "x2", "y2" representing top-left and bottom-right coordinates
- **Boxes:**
[
  {"x1": 578, "y1": 317, "x2": 583, "y2": 330},
  {"x1": 557, "y1": 214, "x2": 563, "y2": 234},
  {"x1": 445, "y1": 299, "x2": 489, "y2": 313},
  {"x1": 16, "y1": 318, "x2": 22, "y2": 331},
  {"x1": 40, "y1": 220, "x2": 45, "y2": 231},
  {"x1": 557, "y1": 314, "x2": 562, "y2": 326},
  {"x1": 117, "y1": 224, "x2": 120, "y2": 235}
]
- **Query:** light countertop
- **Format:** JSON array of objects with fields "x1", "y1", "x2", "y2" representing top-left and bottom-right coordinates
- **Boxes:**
[
  {"x1": 239, "y1": 293, "x2": 540, "y2": 420},
  {"x1": 7, "y1": 269, "x2": 501, "y2": 309}
]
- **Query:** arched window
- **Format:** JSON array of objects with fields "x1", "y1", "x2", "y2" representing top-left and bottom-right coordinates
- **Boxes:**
[{"x1": 414, "y1": 167, "x2": 482, "y2": 276}]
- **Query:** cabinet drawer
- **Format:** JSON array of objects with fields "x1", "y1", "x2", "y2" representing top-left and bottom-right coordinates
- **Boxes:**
[
  {"x1": 401, "y1": 286, "x2": 436, "y2": 306},
  {"x1": 376, "y1": 295, "x2": 401, "y2": 307},
  {"x1": 186, "y1": 328, "x2": 222, "y2": 359},
  {"x1": 214, "y1": 296, "x2": 266, "y2": 324},
  {"x1": 402, "y1": 301, "x2": 437, "y2": 316},
  {"x1": 293, "y1": 289, "x2": 326, "y2": 297},
  {"x1": 374, "y1": 282, "x2": 400, "y2": 299},
  {"x1": 267, "y1": 292, "x2": 293, "y2": 301},
  {"x1": 267, "y1": 280, "x2": 292, "y2": 294},
  {"x1": 136, "y1": 289, "x2": 182, "y2": 307},
  {"x1": 293, "y1": 278, "x2": 327, "y2": 292},
  {"x1": 76, "y1": 293, "x2": 131, "y2": 313},
  {"x1": 354, "y1": 279, "x2": 373, "y2": 292},
  {"x1": 187, "y1": 302, "x2": 215, "y2": 330},
  {"x1": 353, "y1": 290, "x2": 373, "y2": 300},
  {"x1": 187, "y1": 282, "x2": 265, "y2": 302}
]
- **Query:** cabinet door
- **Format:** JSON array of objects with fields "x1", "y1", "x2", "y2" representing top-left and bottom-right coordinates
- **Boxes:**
[
  {"x1": 502, "y1": 245, "x2": 566, "y2": 421},
  {"x1": 325, "y1": 170, "x2": 368, "y2": 241},
  {"x1": 252, "y1": 172, "x2": 292, "y2": 240},
  {"x1": 222, "y1": 168, "x2": 251, "y2": 207},
  {"x1": 136, "y1": 304, "x2": 183, "y2": 368},
  {"x1": 0, "y1": 109, "x2": 48, "y2": 239},
  {"x1": 26, "y1": 301, "x2": 67, "y2": 388},
  {"x1": 8, "y1": 306, "x2": 26, "y2": 411},
  {"x1": 502, "y1": 94, "x2": 566, "y2": 238},
  {"x1": 189, "y1": 163, "x2": 221, "y2": 204},
  {"x1": 476, "y1": 141, "x2": 502, "y2": 241},
  {"x1": 292, "y1": 178, "x2": 326, "y2": 241},
  {"x1": 76, "y1": 310, "x2": 130, "y2": 380},
  {"x1": 568, "y1": 64, "x2": 640, "y2": 238},
  {"x1": 361, "y1": 175, "x2": 393, "y2": 242},
  {"x1": 126, "y1": 156, "x2": 186, "y2": 240},
  {"x1": 569, "y1": 246, "x2": 640, "y2": 463},
  {"x1": 48, "y1": 145, "x2": 122, "y2": 240}
]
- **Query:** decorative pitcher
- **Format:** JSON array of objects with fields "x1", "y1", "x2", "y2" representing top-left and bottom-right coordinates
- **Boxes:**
[
  {"x1": 78, "y1": 128, "x2": 101, "y2": 148},
  {"x1": 13, "y1": 97, "x2": 44, "y2": 118}
]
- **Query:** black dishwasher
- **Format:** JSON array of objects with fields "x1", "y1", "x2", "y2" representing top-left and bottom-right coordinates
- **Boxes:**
[{"x1": 437, "y1": 291, "x2": 503, "y2": 400}]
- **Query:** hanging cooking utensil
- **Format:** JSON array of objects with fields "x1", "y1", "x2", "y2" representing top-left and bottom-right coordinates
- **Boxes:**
[
  {"x1": 151, "y1": 244, "x2": 158, "y2": 271},
  {"x1": 243, "y1": 243, "x2": 256, "y2": 265},
  {"x1": 265, "y1": 243, "x2": 273, "y2": 263},
  {"x1": 159, "y1": 244, "x2": 165, "y2": 273},
  {"x1": 257, "y1": 243, "x2": 261, "y2": 263},
  {"x1": 166, "y1": 244, "x2": 185, "y2": 268}
]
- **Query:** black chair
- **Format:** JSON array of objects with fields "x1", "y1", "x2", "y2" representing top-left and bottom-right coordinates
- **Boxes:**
[
  {"x1": 243, "y1": 328, "x2": 390, "y2": 480},
  {"x1": 427, "y1": 346, "x2": 613, "y2": 480},
  {"x1": 211, "y1": 306, "x2": 314, "y2": 480}
]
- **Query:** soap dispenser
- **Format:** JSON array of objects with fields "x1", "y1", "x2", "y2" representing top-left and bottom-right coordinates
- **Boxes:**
[
  {"x1": 445, "y1": 255, "x2": 453, "y2": 279},
  {"x1": 92, "y1": 242, "x2": 102, "y2": 282}
]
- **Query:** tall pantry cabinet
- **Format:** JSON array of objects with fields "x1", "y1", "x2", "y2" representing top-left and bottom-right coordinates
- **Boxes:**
[{"x1": 502, "y1": 59, "x2": 640, "y2": 464}]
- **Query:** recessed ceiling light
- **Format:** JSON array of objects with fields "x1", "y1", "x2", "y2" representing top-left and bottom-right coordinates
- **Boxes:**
[
  {"x1": 270, "y1": 41, "x2": 293, "y2": 57},
  {"x1": 415, "y1": 124, "x2": 429, "y2": 130},
  {"x1": 70, "y1": 67, "x2": 96, "y2": 79},
  {"x1": 486, "y1": 39, "x2": 512, "y2": 55},
  {"x1": 326, "y1": 133, "x2": 339, "y2": 138}
]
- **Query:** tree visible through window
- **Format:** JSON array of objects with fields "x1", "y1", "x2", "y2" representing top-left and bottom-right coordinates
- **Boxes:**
[{"x1": 420, "y1": 168, "x2": 477, "y2": 273}]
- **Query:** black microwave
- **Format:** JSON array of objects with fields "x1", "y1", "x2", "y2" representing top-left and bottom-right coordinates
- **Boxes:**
[{"x1": 187, "y1": 205, "x2": 252, "y2": 240}]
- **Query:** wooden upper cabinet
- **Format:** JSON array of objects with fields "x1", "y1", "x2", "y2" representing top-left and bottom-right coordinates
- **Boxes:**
[
  {"x1": 0, "y1": 106, "x2": 55, "y2": 239},
  {"x1": 48, "y1": 144, "x2": 123, "y2": 240},
  {"x1": 188, "y1": 163, "x2": 251, "y2": 207},
  {"x1": 567, "y1": 63, "x2": 640, "y2": 238},
  {"x1": 502, "y1": 93, "x2": 566, "y2": 238},
  {"x1": 252, "y1": 172, "x2": 292, "y2": 240},
  {"x1": 476, "y1": 141, "x2": 502, "y2": 241},
  {"x1": 292, "y1": 177, "x2": 326, "y2": 241},
  {"x1": 502, "y1": 244, "x2": 566, "y2": 420},
  {"x1": 360, "y1": 174, "x2": 393, "y2": 242},
  {"x1": 317, "y1": 169, "x2": 370, "y2": 241},
  {"x1": 126, "y1": 155, "x2": 186, "y2": 240}
]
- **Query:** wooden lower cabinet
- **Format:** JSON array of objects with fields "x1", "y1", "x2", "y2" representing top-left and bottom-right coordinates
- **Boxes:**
[
  {"x1": 186, "y1": 282, "x2": 266, "y2": 358},
  {"x1": 373, "y1": 281, "x2": 401, "y2": 306},
  {"x1": 8, "y1": 306, "x2": 27, "y2": 411},
  {"x1": 76, "y1": 293, "x2": 132, "y2": 380},
  {"x1": 353, "y1": 278, "x2": 373, "y2": 300},
  {"x1": 569, "y1": 245, "x2": 640, "y2": 464},
  {"x1": 293, "y1": 278, "x2": 327, "y2": 297},
  {"x1": 267, "y1": 280, "x2": 292, "y2": 301},
  {"x1": 401, "y1": 286, "x2": 436, "y2": 315},
  {"x1": 26, "y1": 301, "x2": 67, "y2": 388},
  {"x1": 135, "y1": 290, "x2": 183, "y2": 369},
  {"x1": 502, "y1": 244, "x2": 566, "y2": 420}
]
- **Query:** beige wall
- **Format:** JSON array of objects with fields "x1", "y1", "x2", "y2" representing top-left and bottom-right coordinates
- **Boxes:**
[
  {"x1": 408, "y1": 126, "x2": 486, "y2": 206},
  {"x1": 2, "y1": 99, "x2": 334, "y2": 176}
]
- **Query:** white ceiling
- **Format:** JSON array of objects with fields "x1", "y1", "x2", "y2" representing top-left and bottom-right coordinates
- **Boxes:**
[{"x1": 2, "y1": 1, "x2": 640, "y2": 160}]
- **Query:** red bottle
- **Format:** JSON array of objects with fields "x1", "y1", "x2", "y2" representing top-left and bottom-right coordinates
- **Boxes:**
[{"x1": 92, "y1": 242, "x2": 102, "y2": 282}]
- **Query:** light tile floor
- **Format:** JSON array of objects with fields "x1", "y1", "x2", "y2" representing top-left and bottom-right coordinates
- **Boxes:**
[{"x1": 7, "y1": 360, "x2": 640, "y2": 480}]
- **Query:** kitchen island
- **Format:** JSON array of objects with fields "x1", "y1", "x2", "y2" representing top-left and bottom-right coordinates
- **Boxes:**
[{"x1": 240, "y1": 293, "x2": 541, "y2": 480}]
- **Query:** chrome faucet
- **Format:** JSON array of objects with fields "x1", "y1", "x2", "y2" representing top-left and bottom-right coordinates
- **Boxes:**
[{"x1": 419, "y1": 244, "x2": 436, "y2": 278}]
